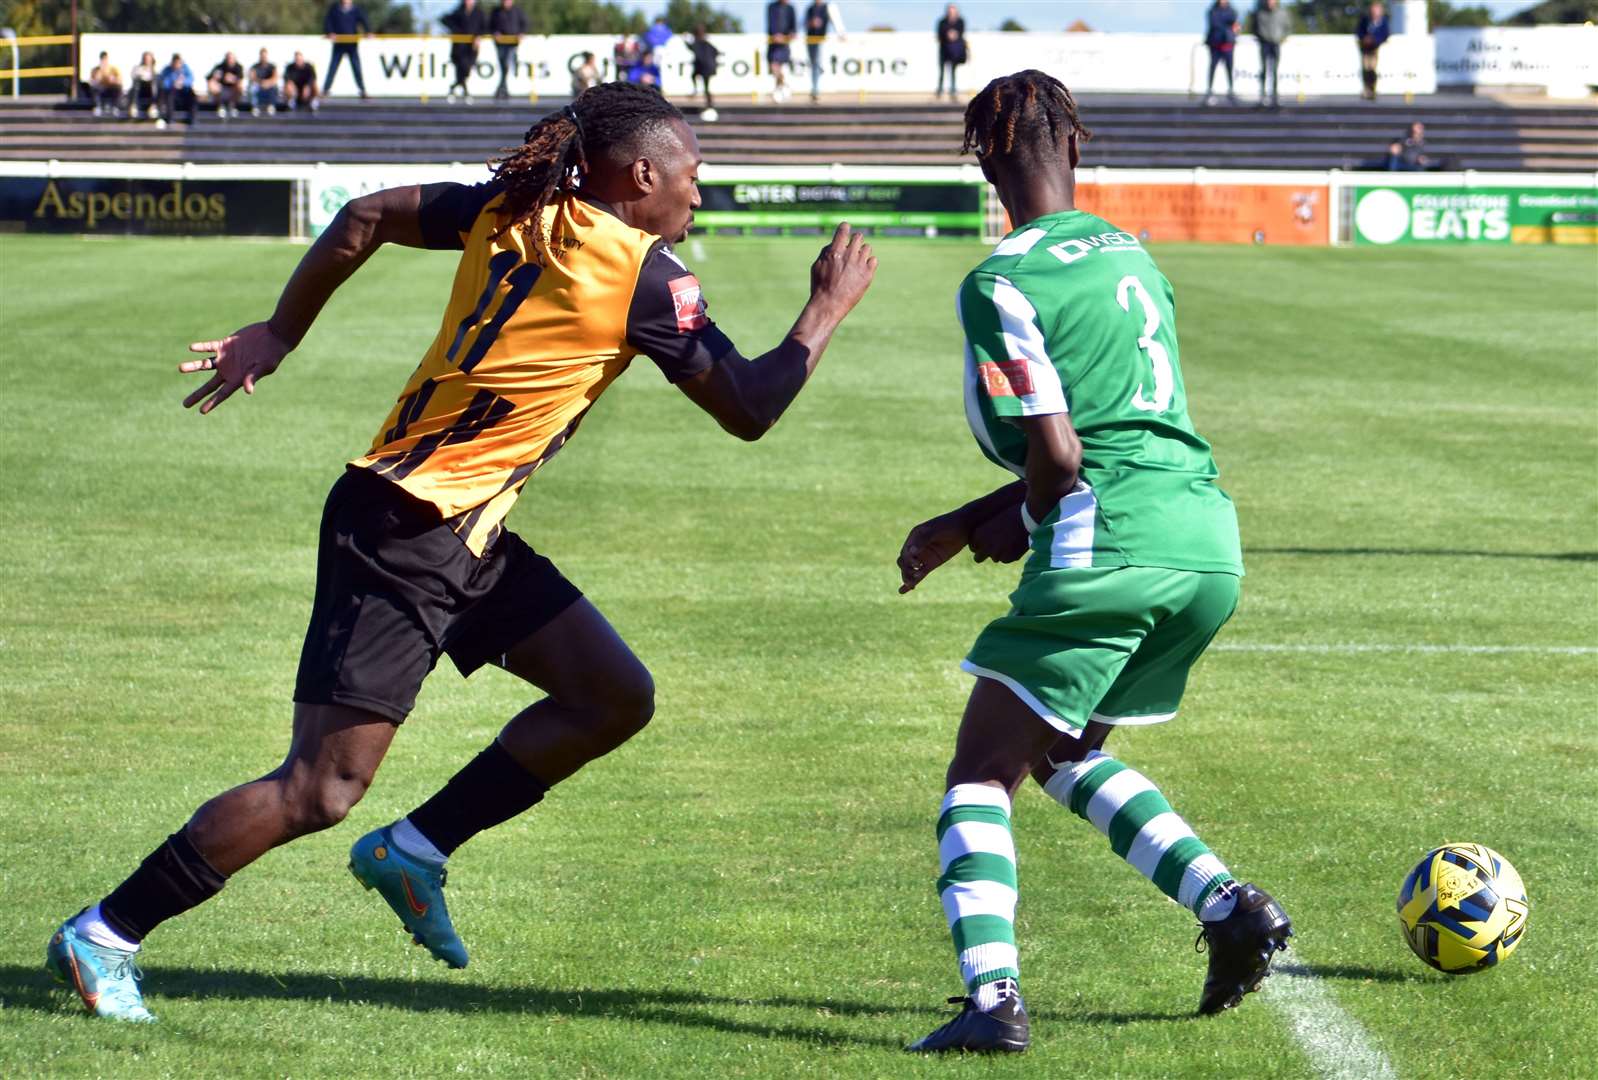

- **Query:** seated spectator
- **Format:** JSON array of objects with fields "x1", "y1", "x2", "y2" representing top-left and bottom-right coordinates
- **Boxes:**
[
  {"x1": 127, "y1": 51, "x2": 159, "y2": 120},
  {"x1": 250, "y1": 49, "x2": 280, "y2": 115},
  {"x1": 89, "y1": 52, "x2": 123, "y2": 117},
  {"x1": 283, "y1": 51, "x2": 320, "y2": 112},
  {"x1": 628, "y1": 48, "x2": 662, "y2": 86},
  {"x1": 158, "y1": 53, "x2": 197, "y2": 127},
  {"x1": 1399, "y1": 121, "x2": 1454, "y2": 171},
  {"x1": 208, "y1": 51, "x2": 245, "y2": 119},
  {"x1": 570, "y1": 51, "x2": 600, "y2": 96}
]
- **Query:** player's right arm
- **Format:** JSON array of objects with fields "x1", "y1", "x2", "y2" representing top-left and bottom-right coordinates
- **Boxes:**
[
  {"x1": 630, "y1": 222, "x2": 876, "y2": 442},
  {"x1": 180, "y1": 182, "x2": 485, "y2": 414}
]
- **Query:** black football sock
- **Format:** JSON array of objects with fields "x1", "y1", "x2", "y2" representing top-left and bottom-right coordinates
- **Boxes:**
[
  {"x1": 99, "y1": 829, "x2": 228, "y2": 943},
  {"x1": 406, "y1": 739, "x2": 549, "y2": 857}
]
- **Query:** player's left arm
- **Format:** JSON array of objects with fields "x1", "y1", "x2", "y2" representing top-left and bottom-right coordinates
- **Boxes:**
[{"x1": 180, "y1": 183, "x2": 480, "y2": 414}]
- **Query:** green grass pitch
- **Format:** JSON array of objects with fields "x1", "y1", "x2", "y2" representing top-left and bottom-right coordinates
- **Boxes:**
[{"x1": 1, "y1": 232, "x2": 1595, "y2": 1078}]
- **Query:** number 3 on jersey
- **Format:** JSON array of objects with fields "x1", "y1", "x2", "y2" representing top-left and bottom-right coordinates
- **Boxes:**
[{"x1": 1116, "y1": 274, "x2": 1173, "y2": 413}]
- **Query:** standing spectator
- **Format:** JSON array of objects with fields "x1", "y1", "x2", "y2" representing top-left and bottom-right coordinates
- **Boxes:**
[
  {"x1": 490, "y1": 0, "x2": 527, "y2": 100},
  {"x1": 323, "y1": 0, "x2": 371, "y2": 99},
  {"x1": 571, "y1": 51, "x2": 601, "y2": 95},
  {"x1": 1203, "y1": 0, "x2": 1240, "y2": 106},
  {"x1": 613, "y1": 36, "x2": 642, "y2": 83},
  {"x1": 443, "y1": 0, "x2": 490, "y2": 102},
  {"x1": 1356, "y1": 2, "x2": 1390, "y2": 101},
  {"x1": 208, "y1": 51, "x2": 246, "y2": 119},
  {"x1": 157, "y1": 53, "x2": 196, "y2": 128},
  {"x1": 90, "y1": 52, "x2": 123, "y2": 117},
  {"x1": 644, "y1": 14, "x2": 674, "y2": 53},
  {"x1": 935, "y1": 5, "x2": 966, "y2": 99},
  {"x1": 803, "y1": 0, "x2": 846, "y2": 103},
  {"x1": 1252, "y1": 0, "x2": 1288, "y2": 109},
  {"x1": 767, "y1": 0, "x2": 798, "y2": 103},
  {"x1": 690, "y1": 26, "x2": 721, "y2": 118},
  {"x1": 249, "y1": 48, "x2": 280, "y2": 116},
  {"x1": 284, "y1": 51, "x2": 321, "y2": 112},
  {"x1": 127, "y1": 51, "x2": 159, "y2": 120}
]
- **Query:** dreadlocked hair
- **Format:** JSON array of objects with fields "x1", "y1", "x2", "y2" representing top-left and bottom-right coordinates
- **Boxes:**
[
  {"x1": 489, "y1": 81, "x2": 684, "y2": 244},
  {"x1": 961, "y1": 70, "x2": 1092, "y2": 160}
]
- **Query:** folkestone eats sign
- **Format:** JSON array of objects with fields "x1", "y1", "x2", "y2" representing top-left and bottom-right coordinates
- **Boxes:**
[{"x1": 1352, "y1": 186, "x2": 1598, "y2": 246}]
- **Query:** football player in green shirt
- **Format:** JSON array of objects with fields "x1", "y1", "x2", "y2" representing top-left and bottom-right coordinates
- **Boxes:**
[{"x1": 898, "y1": 70, "x2": 1292, "y2": 1054}]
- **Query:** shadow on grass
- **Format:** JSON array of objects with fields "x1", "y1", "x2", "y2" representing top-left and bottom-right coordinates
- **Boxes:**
[
  {"x1": 5, "y1": 963, "x2": 1201, "y2": 1042},
  {"x1": 1276, "y1": 961, "x2": 1420, "y2": 984},
  {"x1": 1250, "y1": 546, "x2": 1597, "y2": 563}
]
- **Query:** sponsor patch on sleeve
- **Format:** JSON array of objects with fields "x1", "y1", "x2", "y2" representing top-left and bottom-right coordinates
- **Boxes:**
[
  {"x1": 978, "y1": 359, "x2": 1035, "y2": 398},
  {"x1": 668, "y1": 275, "x2": 708, "y2": 332}
]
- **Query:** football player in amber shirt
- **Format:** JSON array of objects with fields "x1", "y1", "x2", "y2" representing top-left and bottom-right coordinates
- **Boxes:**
[{"x1": 48, "y1": 83, "x2": 876, "y2": 1021}]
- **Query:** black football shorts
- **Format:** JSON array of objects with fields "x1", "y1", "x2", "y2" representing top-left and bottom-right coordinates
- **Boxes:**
[{"x1": 293, "y1": 466, "x2": 582, "y2": 722}]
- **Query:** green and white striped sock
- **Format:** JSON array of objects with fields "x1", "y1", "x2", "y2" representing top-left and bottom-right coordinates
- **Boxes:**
[
  {"x1": 936, "y1": 784, "x2": 1020, "y2": 1005},
  {"x1": 1041, "y1": 751, "x2": 1234, "y2": 915}
]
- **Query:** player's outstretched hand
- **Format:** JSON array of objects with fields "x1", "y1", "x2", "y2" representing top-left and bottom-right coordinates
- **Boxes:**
[
  {"x1": 897, "y1": 510, "x2": 971, "y2": 594},
  {"x1": 810, "y1": 222, "x2": 877, "y2": 316},
  {"x1": 180, "y1": 321, "x2": 290, "y2": 414},
  {"x1": 969, "y1": 503, "x2": 1030, "y2": 564}
]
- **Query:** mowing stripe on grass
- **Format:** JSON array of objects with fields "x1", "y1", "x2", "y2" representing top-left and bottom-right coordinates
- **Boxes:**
[
  {"x1": 1216, "y1": 643, "x2": 1596, "y2": 656},
  {"x1": 1267, "y1": 963, "x2": 1398, "y2": 1080}
]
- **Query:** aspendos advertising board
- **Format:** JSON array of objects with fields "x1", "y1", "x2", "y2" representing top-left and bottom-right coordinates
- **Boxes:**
[{"x1": 0, "y1": 177, "x2": 293, "y2": 236}]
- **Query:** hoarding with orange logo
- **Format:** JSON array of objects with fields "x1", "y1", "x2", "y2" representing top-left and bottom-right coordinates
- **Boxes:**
[{"x1": 1071, "y1": 183, "x2": 1330, "y2": 246}]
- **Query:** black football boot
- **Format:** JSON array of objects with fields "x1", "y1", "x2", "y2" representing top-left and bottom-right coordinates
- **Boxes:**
[
  {"x1": 906, "y1": 980, "x2": 1029, "y2": 1053},
  {"x1": 1195, "y1": 882, "x2": 1293, "y2": 1015}
]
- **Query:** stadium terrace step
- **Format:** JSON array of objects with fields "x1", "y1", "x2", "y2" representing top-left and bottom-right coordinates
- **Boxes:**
[{"x1": 2, "y1": 95, "x2": 1594, "y2": 171}]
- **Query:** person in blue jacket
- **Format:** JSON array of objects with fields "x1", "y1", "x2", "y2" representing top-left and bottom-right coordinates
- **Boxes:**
[
  {"x1": 1356, "y1": 1, "x2": 1391, "y2": 100},
  {"x1": 323, "y1": 0, "x2": 371, "y2": 98},
  {"x1": 1203, "y1": 0, "x2": 1240, "y2": 106}
]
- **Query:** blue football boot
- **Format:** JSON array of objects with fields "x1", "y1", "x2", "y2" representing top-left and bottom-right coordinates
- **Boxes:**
[
  {"x1": 46, "y1": 916, "x2": 156, "y2": 1022},
  {"x1": 349, "y1": 825, "x2": 468, "y2": 969}
]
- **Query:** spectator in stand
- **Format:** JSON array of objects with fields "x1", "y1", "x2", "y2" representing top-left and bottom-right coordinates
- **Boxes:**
[
  {"x1": 127, "y1": 50, "x2": 159, "y2": 120},
  {"x1": 644, "y1": 14, "x2": 674, "y2": 54},
  {"x1": 90, "y1": 52, "x2": 123, "y2": 117},
  {"x1": 324, "y1": 0, "x2": 371, "y2": 99},
  {"x1": 1400, "y1": 121, "x2": 1452, "y2": 170},
  {"x1": 250, "y1": 48, "x2": 280, "y2": 116},
  {"x1": 443, "y1": 0, "x2": 490, "y2": 102},
  {"x1": 491, "y1": 0, "x2": 527, "y2": 101},
  {"x1": 1356, "y1": 1, "x2": 1390, "y2": 101},
  {"x1": 208, "y1": 51, "x2": 246, "y2": 119},
  {"x1": 628, "y1": 48, "x2": 662, "y2": 87},
  {"x1": 158, "y1": 53, "x2": 196, "y2": 128},
  {"x1": 767, "y1": 0, "x2": 798, "y2": 103},
  {"x1": 690, "y1": 26, "x2": 721, "y2": 119},
  {"x1": 571, "y1": 51, "x2": 601, "y2": 95},
  {"x1": 935, "y1": 5, "x2": 966, "y2": 99},
  {"x1": 1203, "y1": 0, "x2": 1240, "y2": 106},
  {"x1": 1252, "y1": 0, "x2": 1287, "y2": 109},
  {"x1": 284, "y1": 51, "x2": 321, "y2": 112},
  {"x1": 803, "y1": 0, "x2": 845, "y2": 103},
  {"x1": 613, "y1": 36, "x2": 642, "y2": 83}
]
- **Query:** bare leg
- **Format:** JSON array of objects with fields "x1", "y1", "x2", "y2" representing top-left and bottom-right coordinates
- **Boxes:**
[
  {"x1": 185, "y1": 703, "x2": 396, "y2": 875},
  {"x1": 497, "y1": 597, "x2": 655, "y2": 783},
  {"x1": 947, "y1": 675, "x2": 1065, "y2": 795}
]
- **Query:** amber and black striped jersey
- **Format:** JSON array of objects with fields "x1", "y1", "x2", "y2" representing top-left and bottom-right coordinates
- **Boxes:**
[{"x1": 352, "y1": 182, "x2": 737, "y2": 555}]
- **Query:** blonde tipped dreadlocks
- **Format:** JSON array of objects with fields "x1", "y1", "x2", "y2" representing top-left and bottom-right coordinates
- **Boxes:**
[
  {"x1": 961, "y1": 70, "x2": 1092, "y2": 159},
  {"x1": 489, "y1": 81, "x2": 683, "y2": 242}
]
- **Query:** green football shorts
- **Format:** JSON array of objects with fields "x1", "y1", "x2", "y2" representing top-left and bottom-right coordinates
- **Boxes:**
[{"x1": 961, "y1": 565, "x2": 1240, "y2": 733}]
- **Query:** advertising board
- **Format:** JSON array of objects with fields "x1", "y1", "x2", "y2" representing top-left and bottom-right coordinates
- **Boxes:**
[
  {"x1": 695, "y1": 180, "x2": 983, "y2": 236},
  {"x1": 1075, "y1": 182, "x2": 1329, "y2": 245},
  {"x1": 1352, "y1": 186, "x2": 1598, "y2": 245},
  {"x1": 0, "y1": 176, "x2": 292, "y2": 236}
]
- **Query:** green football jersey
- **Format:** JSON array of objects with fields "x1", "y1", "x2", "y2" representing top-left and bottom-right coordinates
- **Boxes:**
[{"x1": 959, "y1": 210, "x2": 1242, "y2": 575}]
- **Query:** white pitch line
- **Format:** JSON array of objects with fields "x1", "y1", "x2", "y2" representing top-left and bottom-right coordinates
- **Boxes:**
[
  {"x1": 1267, "y1": 962, "x2": 1399, "y2": 1080},
  {"x1": 1215, "y1": 643, "x2": 1597, "y2": 656}
]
